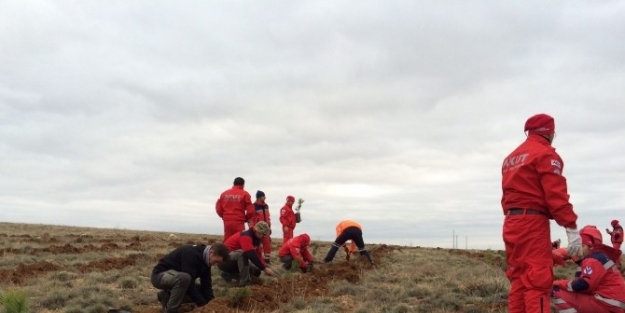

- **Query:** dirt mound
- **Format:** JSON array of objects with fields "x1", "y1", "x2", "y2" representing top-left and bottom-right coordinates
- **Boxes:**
[
  {"x1": 132, "y1": 244, "x2": 396, "y2": 313},
  {"x1": 191, "y1": 244, "x2": 392, "y2": 313},
  {"x1": 0, "y1": 261, "x2": 61, "y2": 284},
  {"x1": 77, "y1": 257, "x2": 136, "y2": 273}
]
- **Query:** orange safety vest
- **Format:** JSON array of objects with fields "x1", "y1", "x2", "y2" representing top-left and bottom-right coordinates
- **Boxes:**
[{"x1": 336, "y1": 220, "x2": 362, "y2": 253}]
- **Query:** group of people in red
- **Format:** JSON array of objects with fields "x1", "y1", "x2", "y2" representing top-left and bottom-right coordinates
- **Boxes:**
[
  {"x1": 150, "y1": 176, "x2": 374, "y2": 313},
  {"x1": 502, "y1": 113, "x2": 625, "y2": 313}
]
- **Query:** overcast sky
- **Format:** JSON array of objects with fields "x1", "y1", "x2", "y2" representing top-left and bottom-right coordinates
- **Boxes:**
[{"x1": 1, "y1": 1, "x2": 624, "y2": 250}]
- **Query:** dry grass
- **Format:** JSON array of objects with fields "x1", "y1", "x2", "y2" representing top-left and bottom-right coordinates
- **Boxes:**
[{"x1": 0, "y1": 222, "x2": 589, "y2": 313}]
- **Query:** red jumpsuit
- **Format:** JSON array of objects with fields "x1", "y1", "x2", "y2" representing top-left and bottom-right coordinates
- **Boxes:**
[
  {"x1": 609, "y1": 226, "x2": 623, "y2": 250},
  {"x1": 279, "y1": 203, "x2": 296, "y2": 243},
  {"x1": 250, "y1": 200, "x2": 272, "y2": 261},
  {"x1": 224, "y1": 229, "x2": 267, "y2": 270},
  {"x1": 216, "y1": 185, "x2": 255, "y2": 241},
  {"x1": 552, "y1": 245, "x2": 625, "y2": 313},
  {"x1": 502, "y1": 135, "x2": 578, "y2": 313},
  {"x1": 552, "y1": 248, "x2": 572, "y2": 267},
  {"x1": 278, "y1": 234, "x2": 313, "y2": 269}
]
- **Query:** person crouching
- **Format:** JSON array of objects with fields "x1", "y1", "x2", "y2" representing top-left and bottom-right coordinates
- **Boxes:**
[
  {"x1": 151, "y1": 243, "x2": 229, "y2": 313},
  {"x1": 279, "y1": 233, "x2": 314, "y2": 273},
  {"x1": 551, "y1": 225, "x2": 625, "y2": 313}
]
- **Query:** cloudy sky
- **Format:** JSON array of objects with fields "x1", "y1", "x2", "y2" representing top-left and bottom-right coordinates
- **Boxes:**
[{"x1": 1, "y1": 1, "x2": 624, "y2": 250}]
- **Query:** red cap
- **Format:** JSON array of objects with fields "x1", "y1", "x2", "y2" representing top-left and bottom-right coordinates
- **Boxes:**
[
  {"x1": 580, "y1": 225, "x2": 602, "y2": 246},
  {"x1": 524, "y1": 114, "x2": 555, "y2": 135},
  {"x1": 581, "y1": 234, "x2": 594, "y2": 246},
  {"x1": 286, "y1": 195, "x2": 295, "y2": 202}
]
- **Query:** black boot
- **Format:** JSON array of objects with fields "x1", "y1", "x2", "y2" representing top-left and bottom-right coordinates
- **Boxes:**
[
  {"x1": 360, "y1": 250, "x2": 374, "y2": 265},
  {"x1": 323, "y1": 245, "x2": 339, "y2": 263}
]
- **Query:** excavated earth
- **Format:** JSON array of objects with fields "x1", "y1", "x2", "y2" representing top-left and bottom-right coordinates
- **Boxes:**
[{"x1": 134, "y1": 245, "x2": 397, "y2": 313}]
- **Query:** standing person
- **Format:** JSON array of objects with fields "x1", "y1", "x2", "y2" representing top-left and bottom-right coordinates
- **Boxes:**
[
  {"x1": 501, "y1": 113, "x2": 581, "y2": 313},
  {"x1": 279, "y1": 195, "x2": 297, "y2": 243},
  {"x1": 278, "y1": 233, "x2": 314, "y2": 272},
  {"x1": 250, "y1": 190, "x2": 272, "y2": 264},
  {"x1": 151, "y1": 243, "x2": 229, "y2": 313},
  {"x1": 215, "y1": 177, "x2": 255, "y2": 241},
  {"x1": 551, "y1": 225, "x2": 625, "y2": 313},
  {"x1": 605, "y1": 220, "x2": 623, "y2": 250},
  {"x1": 223, "y1": 221, "x2": 276, "y2": 286},
  {"x1": 322, "y1": 220, "x2": 373, "y2": 265}
]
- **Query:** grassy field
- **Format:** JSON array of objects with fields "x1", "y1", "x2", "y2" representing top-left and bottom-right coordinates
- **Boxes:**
[{"x1": 0, "y1": 222, "x2": 580, "y2": 313}]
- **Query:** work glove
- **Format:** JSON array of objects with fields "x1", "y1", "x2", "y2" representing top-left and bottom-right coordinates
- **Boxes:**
[
  {"x1": 566, "y1": 228, "x2": 582, "y2": 257},
  {"x1": 553, "y1": 279, "x2": 571, "y2": 291}
]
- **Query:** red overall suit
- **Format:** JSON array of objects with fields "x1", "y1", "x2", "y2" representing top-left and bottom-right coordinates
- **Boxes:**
[
  {"x1": 552, "y1": 227, "x2": 625, "y2": 313},
  {"x1": 216, "y1": 185, "x2": 254, "y2": 241},
  {"x1": 224, "y1": 229, "x2": 267, "y2": 270},
  {"x1": 250, "y1": 200, "x2": 272, "y2": 262},
  {"x1": 279, "y1": 196, "x2": 296, "y2": 243},
  {"x1": 608, "y1": 220, "x2": 623, "y2": 250},
  {"x1": 278, "y1": 234, "x2": 313, "y2": 270},
  {"x1": 553, "y1": 248, "x2": 570, "y2": 267},
  {"x1": 502, "y1": 129, "x2": 578, "y2": 312}
]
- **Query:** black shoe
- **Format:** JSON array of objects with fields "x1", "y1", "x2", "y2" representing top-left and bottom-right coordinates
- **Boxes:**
[
  {"x1": 282, "y1": 262, "x2": 292, "y2": 270},
  {"x1": 157, "y1": 290, "x2": 170, "y2": 310}
]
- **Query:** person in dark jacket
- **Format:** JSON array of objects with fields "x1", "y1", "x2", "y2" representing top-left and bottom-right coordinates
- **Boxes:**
[{"x1": 151, "y1": 243, "x2": 229, "y2": 313}]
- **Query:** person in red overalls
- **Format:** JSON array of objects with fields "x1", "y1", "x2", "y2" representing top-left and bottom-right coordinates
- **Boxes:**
[
  {"x1": 279, "y1": 196, "x2": 296, "y2": 243},
  {"x1": 278, "y1": 233, "x2": 314, "y2": 272},
  {"x1": 551, "y1": 225, "x2": 625, "y2": 313},
  {"x1": 501, "y1": 113, "x2": 581, "y2": 313},
  {"x1": 222, "y1": 221, "x2": 275, "y2": 286},
  {"x1": 606, "y1": 220, "x2": 623, "y2": 250},
  {"x1": 215, "y1": 177, "x2": 255, "y2": 241},
  {"x1": 250, "y1": 190, "x2": 272, "y2": 264}
]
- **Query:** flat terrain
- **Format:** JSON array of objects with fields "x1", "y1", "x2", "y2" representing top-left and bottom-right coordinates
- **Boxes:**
[{"x1": 0, "y1": 222, "x2": 577, "y2": 313}]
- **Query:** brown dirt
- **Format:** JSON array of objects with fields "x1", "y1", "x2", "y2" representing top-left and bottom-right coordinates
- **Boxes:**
[
  {"x1": 134, "y1": 244, "x2": 397, "y2": 313},
  {"x1": 0, "y1": 242, "x2": 146, "y2": 256},
  {"x1": 77, "y1": 257, "x2": 136, "y2": 273},
  {"x1": 0, "y1": 261, "x2": 61, "y2": 284}
]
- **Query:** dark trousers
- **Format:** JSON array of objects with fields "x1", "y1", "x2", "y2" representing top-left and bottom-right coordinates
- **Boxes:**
[
  {"x1": 150, "y1": 270, "x2": 191, "y2": 311},
  {"x1": 323, "y1": 226, "x2": 372, "y2": 263}
]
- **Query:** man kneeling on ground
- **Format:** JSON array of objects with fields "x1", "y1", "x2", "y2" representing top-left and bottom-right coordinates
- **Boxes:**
[
  {"x1": 151, "y1": 243, "x2": 229, "y2": 313},
  {"x1": 224, "y1": 221, "x2": 276, "y2": 286},
  {"x1": 279, "y1": 233, "x2": 314, "y2": 273}
]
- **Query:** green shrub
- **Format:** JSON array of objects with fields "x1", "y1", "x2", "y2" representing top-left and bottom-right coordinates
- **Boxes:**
[
  {"x1": 227, "y1": 287, "x2": 251, "y2": 307},
  {"x1": 0, "y1": 289, "x2": 30, "y2": 313}
]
